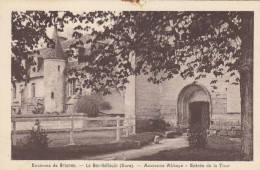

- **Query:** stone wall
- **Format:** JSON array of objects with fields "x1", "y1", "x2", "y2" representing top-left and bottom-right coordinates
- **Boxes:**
[
  {"x1": 227, "y1": 84, "x2": 241, "y2": 113},
  {"x1": 14, "y1": 119, "x2": 84, "y2": 131},
  {"x1": 135, "y1": 75, "x2": 161, "y2": 131},
  {"x1": 102, "y1": 89, "x2": 125, "y2": 114},
  {"x1": 208, "y1": 113, "x2": 241, "y2": 138},
  {"x1": 133, "y1": 73, "x2": 241, "y2": 132}
]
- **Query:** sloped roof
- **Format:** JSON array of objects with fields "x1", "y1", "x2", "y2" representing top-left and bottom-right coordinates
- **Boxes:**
[
  {"x1": 39, "y1": 33, "x2": 92, "y2": 60},
  {"x1": 43, "y1": 26, "x2": 66, "y2": 60}
]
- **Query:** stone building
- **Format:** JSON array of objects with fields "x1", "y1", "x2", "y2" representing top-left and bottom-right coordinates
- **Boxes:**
[
  {"x1": 11, "y1": 27, "x2": 125, "y2": 116},
  {"x1": 11, "y1": 27, "x2": 242, "y2": 137},
  {"x1": 124, "y1": 74, "x2": 241, "y2": 137}
]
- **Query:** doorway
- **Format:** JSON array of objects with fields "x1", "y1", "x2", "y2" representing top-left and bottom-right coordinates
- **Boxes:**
[
  {"x1": 189, "y1": 101, "x2": 210, "y2": 129},
  {"x1": 177, "y1": 84, "x2": 212, "y2": 129}
]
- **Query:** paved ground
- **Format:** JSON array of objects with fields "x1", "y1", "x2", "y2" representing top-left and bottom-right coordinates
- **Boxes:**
[{"x1": 81, "y1": 134, "x2": 188, "y2": 160}]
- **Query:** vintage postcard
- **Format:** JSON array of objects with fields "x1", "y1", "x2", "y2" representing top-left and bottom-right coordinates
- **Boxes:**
[{"x1": 0, "y1": 0, "x2": 259, "y2": 169}]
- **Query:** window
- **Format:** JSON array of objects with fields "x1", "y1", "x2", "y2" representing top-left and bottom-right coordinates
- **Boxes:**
[
  {"x1": 13, "y1": 85, "x2": 16, "y2": 99},
  {"x1": 67, "y1": 79, "x2": 76, "y2": 96},
  {"x1": 58, "y1": 65, "x2": 60, "y2": 71},
  {"x1": 20, "y1": 85, "x2": 23, "y2": 93},
  {"x1": 51, "y1": 92, "x2": 54, "y2": 99},
  {"x1": 31, "y1": 83, "x2": 36, "y2": 97},
  {"x1": 72, "y1": 80, "x2": 76, "y2": 95}
]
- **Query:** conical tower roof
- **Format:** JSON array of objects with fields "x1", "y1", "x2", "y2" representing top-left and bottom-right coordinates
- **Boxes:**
[{"x1": 44, "y1": 25, "x2": 66, "y2": 60}]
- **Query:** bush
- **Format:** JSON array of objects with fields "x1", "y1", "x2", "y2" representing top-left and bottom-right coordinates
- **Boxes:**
[
  {"x1": 187, "y1": 123, "x2": 207, "y2": 147},
  {"x1": 75, "y1": 94, "x2": 100, "y2": 117},
  {"x1": 75, "y1": 94, "x2": 112, "y2": 117},
  {"x1": 22, "y1": 120, "x2": 50, "y2": 158},
  {"x1": 143, "y1": 116, "x2": 170, "y2": 132},
  {"x1": 99, "y1": 101, "x2": 112, "y2": 110},
  {"x1": 32, "y1": 103, "x2": 45, "y2": 114}
]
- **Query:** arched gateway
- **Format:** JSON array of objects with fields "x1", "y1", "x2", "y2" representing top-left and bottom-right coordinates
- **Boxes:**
[{"x1": 177, "y1": 83, "x2": 212, "y2": 130}]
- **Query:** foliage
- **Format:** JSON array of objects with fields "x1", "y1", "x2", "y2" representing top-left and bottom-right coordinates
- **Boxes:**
[
  {"x1": 99, "y1": 101, "x2": 112, "y2": 110},
  {"x1": 11, "y1": 11, "x2": 253, "y2": 158},
  {"x1": 12, "y1": 11, "x2": 252, "y2": 92},
  {"x1": 22, "y1": 120, "x2": 50, "y2": 156},
  {"x1": 75, "y1": 95, "x2": 99, "y2": 117},
  {"x1": 187, "y1": 123, "x2": 207, "y2": 147},
  {"x1": 142, "y1": 116, "x2": 170, "y2": 132},
  {"x1": 11, "y1": 11, "x2": 77, "y2": 83},
  {"x1": 32, "y1": 103, "x2": 45, "y2": 114},
  {"x1": 74, "y1": 94, "x2": 111, "y2": 117}
]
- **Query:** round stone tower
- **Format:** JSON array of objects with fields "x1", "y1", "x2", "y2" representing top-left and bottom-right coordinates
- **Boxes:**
[{"x1": 43, "y1": 26, "x2": 66, "y2": 113}]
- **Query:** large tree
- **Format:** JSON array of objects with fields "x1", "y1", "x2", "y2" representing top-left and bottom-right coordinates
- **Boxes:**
[{"x1": 12, "y1": 11, "x2": 253, "y2": 160}]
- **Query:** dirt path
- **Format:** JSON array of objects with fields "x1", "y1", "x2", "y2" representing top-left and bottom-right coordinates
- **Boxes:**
[{"x1": 81, "y1": 135, "x2": 188, "y2": 160}]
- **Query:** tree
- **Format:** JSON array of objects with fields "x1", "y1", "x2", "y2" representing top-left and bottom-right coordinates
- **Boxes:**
[{"x1": 11, "y1": 11, "x2": 253, "y2": 160}]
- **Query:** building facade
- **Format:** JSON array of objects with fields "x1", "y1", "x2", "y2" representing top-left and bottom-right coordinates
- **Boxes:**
[{"x1": 11, "y1": 28, "x2": 242, "y2": 136}]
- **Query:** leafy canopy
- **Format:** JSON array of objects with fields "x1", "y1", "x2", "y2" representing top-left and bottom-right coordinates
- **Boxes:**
[{"x1": 12, "y1": 11, "x2": 251, "y2": 94}]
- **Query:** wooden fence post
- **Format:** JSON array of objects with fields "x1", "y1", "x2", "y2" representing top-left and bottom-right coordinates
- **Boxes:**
[
  {"x1": 123, "y1": 117, "x2": 131, "y2": 137},
  {"x1": 69, "y1": 116, "x2": 75, "y2": 145},
  {"x1": 12, "y1": 120, "x2": 17, "y2": 145},
  {"x1": 116, "y1": 116, "x2": 120, "y2": 140},
  {"x1": 133, "y1": 117, "x2": 136, "y2": 134}
]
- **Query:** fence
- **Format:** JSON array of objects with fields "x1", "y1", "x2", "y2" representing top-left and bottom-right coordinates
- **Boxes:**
[{"x1": 11, "y1": 114, "x2": 136, "y2": 146}]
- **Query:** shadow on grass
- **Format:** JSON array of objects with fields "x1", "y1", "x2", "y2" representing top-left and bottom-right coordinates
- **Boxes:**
[
  {"x1": 134, "y1": 147, "x2": 244, "y2": 161},
  {"x1": 134, "y1": 135, "x2": 244, "y2": 161}
]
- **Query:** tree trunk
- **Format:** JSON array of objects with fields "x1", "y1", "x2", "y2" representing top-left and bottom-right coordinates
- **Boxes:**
[
  {"x1": 238, "y1": 12, "x2": 254, "y2": 160},
  {"x1": 239, "y1": 69, "x2": 253, "y2": 160}
]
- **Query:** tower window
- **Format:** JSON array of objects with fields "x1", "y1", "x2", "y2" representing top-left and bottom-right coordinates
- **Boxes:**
[
  {"x1": 51, "y1": 92, "x2": 54, "y2": 99},
  {"x1": 31, "y1": 83, "x2": 36, "y2": 97},
  {"x1": 58, "y1": 65, "x2": 60, "y2": 71}
]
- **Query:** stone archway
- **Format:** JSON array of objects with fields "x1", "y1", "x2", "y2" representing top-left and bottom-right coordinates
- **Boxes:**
[{"x1": 177, "y1": 83, "x2": 212, "y2": 129}]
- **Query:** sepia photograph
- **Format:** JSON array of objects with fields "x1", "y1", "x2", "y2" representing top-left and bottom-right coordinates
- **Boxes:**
[{"x1": 9, "y1": 10, "x2": 254, "y2": 162}]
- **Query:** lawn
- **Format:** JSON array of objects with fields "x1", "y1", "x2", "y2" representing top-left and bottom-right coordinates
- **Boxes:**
[
  {"x1": 134, "y1": 146, "x2": 244, "y2": 161},
  {"x1": 15, "y1": 130, "x2": 117, "y2": 146},
  {"x1": 135, "y1": 135, "x2": 244, "y2": 161},
  {"x1": 12, "y1": 132, "x2": 163, "y2": 160}
]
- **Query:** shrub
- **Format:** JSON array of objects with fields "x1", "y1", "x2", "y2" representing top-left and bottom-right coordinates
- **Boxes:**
[
  {"x1": 75, "y1": 94, "x2": 112, "y2": 117},
  {"x1": 187, "y1": 123, "x2": 207, "y2": 147},
  {"x1": 143, "y1": 116, "x2": 170, "y2": 132},
  {"x1": 99, "y1": 101, "x2": 112, "y2": 110},
  {"x1": 32, "y1": 103, "x2": 45, "y2": 114},
  {"x1": 22, "y1": 120, "x2": 50, "y2": 158},
  {"x1": 75, "y1": 94, "x2": 100, "y2": 117}
]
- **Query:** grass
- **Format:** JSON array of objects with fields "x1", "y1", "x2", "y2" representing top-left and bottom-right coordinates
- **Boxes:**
[
  {"x1": 12, "y1": 131, "x2": 163, "y2": 160},
  {"x1": 12, "y1": 130, "x2": 244, "y2": 161},
  {"x1": 12, "y1": 140, "x2": 140, "y2": 160},
  {"x1": 15, "y1": 130, "x2": 117, "y2": 147},
  {"x1": 122, "y1": 132, "x2": 165, "y2": 146},
  {"x1": 134, "y1": 146, "x2": 244, "y2": 161},
  {"x1": 135, "y1": 135, "x2": 244, "y2": 161}
]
